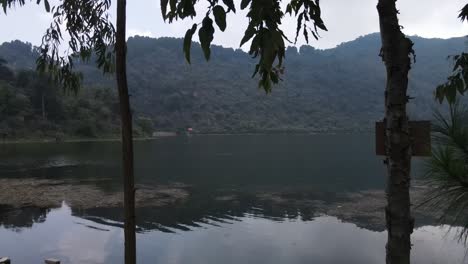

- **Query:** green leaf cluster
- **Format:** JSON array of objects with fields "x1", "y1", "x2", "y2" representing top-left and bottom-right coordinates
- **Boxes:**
[{"x1": 435, "y1": 53, "x2": 468, "y2": 104}]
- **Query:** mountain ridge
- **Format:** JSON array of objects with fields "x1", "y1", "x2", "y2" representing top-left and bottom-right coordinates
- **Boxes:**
[{"x1": 0, "y1": 33, "x2": 466, "y2": 133}]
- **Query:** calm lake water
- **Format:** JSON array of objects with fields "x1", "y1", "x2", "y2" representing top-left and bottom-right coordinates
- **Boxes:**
[{"x1": 0, "y1": 134, "x2": 466, "y2": 263}]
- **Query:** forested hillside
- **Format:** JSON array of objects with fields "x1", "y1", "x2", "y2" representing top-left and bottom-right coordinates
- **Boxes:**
[
  {"x1": 0, "y1": 58, "x2": 152, "y2": 139},
  {"x1": 0, "y1": 33, "x2": 465, "y2": 136}
]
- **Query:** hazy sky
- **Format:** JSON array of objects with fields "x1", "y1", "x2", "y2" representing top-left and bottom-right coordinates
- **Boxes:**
[{"x1": 0, "y1": 0, "x2": 467, "y2": 50}]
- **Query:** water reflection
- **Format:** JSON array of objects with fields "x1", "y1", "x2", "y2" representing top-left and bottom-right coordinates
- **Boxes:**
[
  {"x1": 0, "y1": 135, "x2": 460, "y2": 263},
  {"x1": 0, "y1": 187, "x2": 445, "y2": 235},
  {"x1": 0, "y1": 202, "x2": 465, "y2": 264},
  {"x1": 0, "y1": 205, "x2": 51, "y2": 230}
]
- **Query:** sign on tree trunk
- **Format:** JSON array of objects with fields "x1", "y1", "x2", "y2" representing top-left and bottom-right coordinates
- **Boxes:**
[{"x1": 375, "y1": 121, "x2": 431, "y2": 156}]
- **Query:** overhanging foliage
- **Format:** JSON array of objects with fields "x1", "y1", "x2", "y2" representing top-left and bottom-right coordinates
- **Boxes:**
[
  {"x1": 162, "y1": 0, "x2": 327, "y2": 92},
  {"x1": 0, "y1": 0, "x2": 115, "y2": 92}
]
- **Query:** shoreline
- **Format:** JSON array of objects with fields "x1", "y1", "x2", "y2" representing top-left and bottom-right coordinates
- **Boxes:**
[
  {"x1": 1, "y1": 131, "x2": 374, "y2": 144},
  {"x1": 0, "y1": 136, "x2": 156, "y2": 145}
]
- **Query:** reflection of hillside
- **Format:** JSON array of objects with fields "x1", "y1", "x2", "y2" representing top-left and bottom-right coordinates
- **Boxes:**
[
  {"x1": 0, "y1": 205, "x2": 53, "y2": 231},
  {"x1": 70, "y1": 189, "x2": 441, "y2": 233},
  {"x1": 0, "y1": 183, "x2": 443, "y2": 233}
]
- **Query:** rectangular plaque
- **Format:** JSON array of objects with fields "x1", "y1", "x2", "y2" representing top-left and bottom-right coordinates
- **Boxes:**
[{"x1": 375, "y1": 121, "x2": 431, "y2": 156}]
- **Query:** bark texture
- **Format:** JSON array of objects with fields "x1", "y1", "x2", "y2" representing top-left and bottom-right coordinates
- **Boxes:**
[
  {"x1": 116, "y1": 0, "x2": 137, "y2": 263},
  {"x1": 377, "y1": 1, "x2": 414, "y2": 263},
  {"x1": 41, "y1": 93, "x2": 46, "y2": 120}
]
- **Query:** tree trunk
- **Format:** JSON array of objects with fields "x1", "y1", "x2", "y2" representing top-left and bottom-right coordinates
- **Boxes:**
[
  {"x1": 377, "y1": 1, "x2": 414, "y2": 264},
  {"x1": 41, "y1": 92, "x2": 46, "y2": 120},
  {"x1": 115, "y1": 0, "x2": 136, "y2": 263}
]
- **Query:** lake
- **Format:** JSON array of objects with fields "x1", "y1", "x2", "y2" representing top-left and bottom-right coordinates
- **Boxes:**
[{"x1": 0, "y1": 134, "x2": 466, "y2": 263}]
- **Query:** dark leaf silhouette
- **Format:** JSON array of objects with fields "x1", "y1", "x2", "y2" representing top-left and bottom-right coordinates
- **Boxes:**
[
  {"x1": 183, "y1": 23, "x2": 197, "y2": 63},
  {"x1": 213, "y1": 5, "x2": 227, "y2": 32},
  {"x1": 198, "y1": 16, "x2": 215, "y2": 60}
]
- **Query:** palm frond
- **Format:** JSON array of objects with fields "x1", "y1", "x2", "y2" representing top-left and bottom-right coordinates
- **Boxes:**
[
  {"x1": 459, "y1": 4, "x2": 468, "y2": 22},
  {"x1": 422, "y1": 102, "x2": 468, "y2": 243}
]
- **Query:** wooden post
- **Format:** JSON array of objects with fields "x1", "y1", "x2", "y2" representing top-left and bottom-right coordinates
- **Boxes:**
[
  {"x1": 44, "y1": 259, "x2": 60, "y2": 264},
  {"x1": 0, "y1": 257, "x2": 11, "y2": 264}
]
